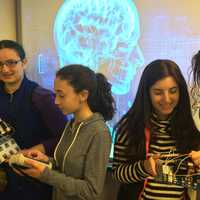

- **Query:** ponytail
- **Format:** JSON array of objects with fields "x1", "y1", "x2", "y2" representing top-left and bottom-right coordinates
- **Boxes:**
[
  {"x1": 56, "y1": 64, "x2": 116, "y2": 121},
  {"x1": 89, "y1": 73, "x2": 116, "y2": 121}
]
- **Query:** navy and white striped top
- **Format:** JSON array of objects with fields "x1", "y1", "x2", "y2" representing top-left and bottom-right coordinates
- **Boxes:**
[{"x1": 113, "y1": 113, "x2": 186, "y2": 200}]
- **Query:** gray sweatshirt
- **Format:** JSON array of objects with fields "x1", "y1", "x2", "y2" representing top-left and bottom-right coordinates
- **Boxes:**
[{"x1": 39, "y1": 113, "x2": 111, "y2": 200}]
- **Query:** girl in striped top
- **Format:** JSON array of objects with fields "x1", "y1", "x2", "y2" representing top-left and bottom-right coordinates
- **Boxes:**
[{"x1": 112, "y1": 59, "x2": 200, "y2": 200}]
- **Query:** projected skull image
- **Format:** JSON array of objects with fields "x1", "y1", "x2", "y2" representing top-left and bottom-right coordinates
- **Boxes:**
[
  {"x1": 54, "y1": 0, "x2": 144, "y2": 148},
  {"x1": 54, "y1": 0, "x2": 144, "y2": 95}
]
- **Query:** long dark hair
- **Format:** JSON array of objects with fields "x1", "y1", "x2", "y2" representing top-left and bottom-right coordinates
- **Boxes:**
[
  {"x1": 190, "y1": 51, "x2": 200, "y2": 107},
  {"x1": 115, "y1": 59, "x2": 200, "y2": 155},
  {"x1": 0, "y1": 40, "x2": 26, "y2": 60},
  {"x1": 56, "y1": 64, "x2": 116, "y2": 121},
  {"x1": 191, "y1": 51, "x2": 200, "y2": 87}
]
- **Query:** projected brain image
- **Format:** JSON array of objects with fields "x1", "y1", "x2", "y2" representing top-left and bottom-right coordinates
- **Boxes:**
[
  {"x1": 54, "y1": 0, "x2": 144, "y2": 143},
  {"x1": 54, "y1": 0, "x2": 144, "y2": 95}
]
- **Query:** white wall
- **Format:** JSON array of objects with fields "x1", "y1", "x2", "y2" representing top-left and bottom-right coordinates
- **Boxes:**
[
  {"x1": 20, "y1": 0, "x2": 63, "y2": 86},
  {"x1": 0, "y1": 0, "x2": 16, "y2": 40}
]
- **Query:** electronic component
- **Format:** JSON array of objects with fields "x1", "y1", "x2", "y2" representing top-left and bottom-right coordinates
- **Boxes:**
[
  {"x1": 0, "y1": 119, "x2": 20, "y2": 164},
  {"x1": 9, "y1": 153, "x2": 52, "y2": 170},
  {"x1": 154, "y1": 154, "x2": 200, "y2": 190}
]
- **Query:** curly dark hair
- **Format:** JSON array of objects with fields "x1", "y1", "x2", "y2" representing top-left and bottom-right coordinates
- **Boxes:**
[{"x1": 56, "y1": 64, "x2": 116, "y2": 121}]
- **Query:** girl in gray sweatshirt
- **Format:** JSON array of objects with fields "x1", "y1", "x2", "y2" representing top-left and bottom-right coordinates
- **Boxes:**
[{"x1": 18, "y1": 64, "x2": 116, "y2": 200}]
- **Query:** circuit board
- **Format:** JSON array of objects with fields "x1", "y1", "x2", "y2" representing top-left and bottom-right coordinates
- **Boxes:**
[
  {"x1": 153, "y1": 154, "x2": 200, "y2": 189},
  {"x1": 0, "y1": 119, "x2": 20, "y2": 163}
]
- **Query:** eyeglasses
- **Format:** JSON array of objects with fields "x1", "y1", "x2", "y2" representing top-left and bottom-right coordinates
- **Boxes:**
[{"x1": 0, "y1": 60, "x2": 22, "y2": 68}]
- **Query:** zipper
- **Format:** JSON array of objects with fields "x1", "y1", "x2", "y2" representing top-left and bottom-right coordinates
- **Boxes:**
[{"x1": 9, "y1": 94, "x2": 13, "y2": 103}]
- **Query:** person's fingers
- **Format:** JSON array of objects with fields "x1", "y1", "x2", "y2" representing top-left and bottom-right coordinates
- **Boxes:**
[
  {"x1": 189, "y1": 151, "x2": 200, "y2": 159},
  {"x1": 144, "y1": 157, "x2": 157, "y2": 177},
  {"x1": 152, "y1": 154, "x2": 160, "y2": 161},
  {"x1": 149, "y1": 157, "x2": 157, "y2": 176},
  {"x1": 24, "y1": 158, "x2": 47, "y2": 172},
  {"x1": 24, "y1": 159, "x2": 40, "y2": 169},
  {"x1": 12, "y1": 167, "x2": 24, "y2": 176}
]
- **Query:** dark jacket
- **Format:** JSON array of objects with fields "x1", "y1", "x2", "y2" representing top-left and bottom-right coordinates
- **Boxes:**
[{"x1": 0, "y1": 76, "x2": 67, "y2": 200}]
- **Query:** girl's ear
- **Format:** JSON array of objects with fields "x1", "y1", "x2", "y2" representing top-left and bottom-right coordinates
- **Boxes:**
[{"x1": 79, "y1": 89, "x2": 89, "y2": 102}]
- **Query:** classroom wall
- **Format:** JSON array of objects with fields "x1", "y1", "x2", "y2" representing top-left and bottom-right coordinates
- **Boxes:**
[
  {"x1": 0, "y1": 0, "x2": 16, "y2": 40},
  {"x1": 17, "y1": 0, "x2": 200, "y2": 130},
  {"x1": 1, "y1": 1, "x2": 200, "y2": 199}
]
